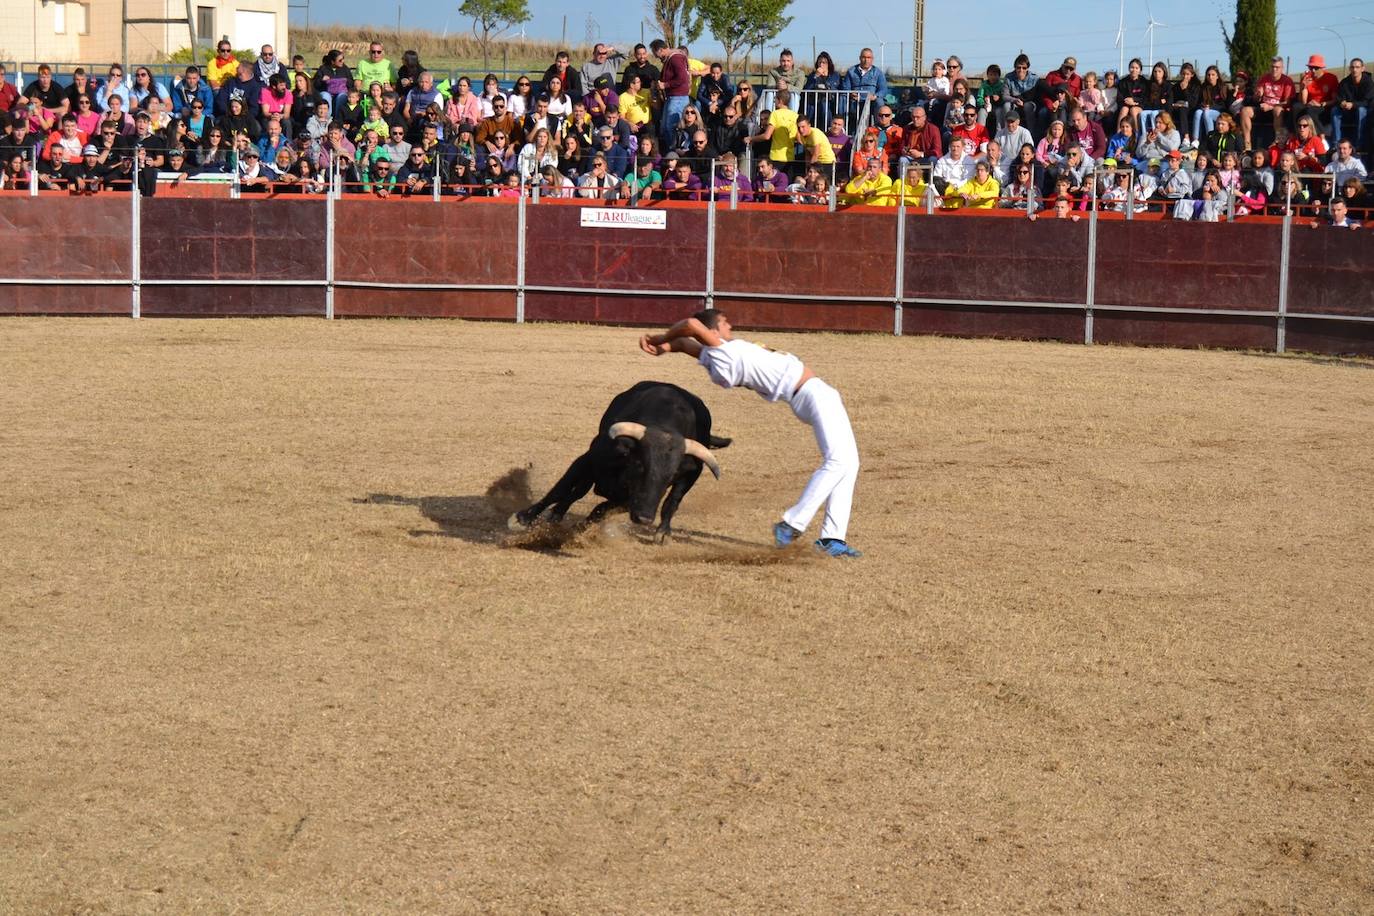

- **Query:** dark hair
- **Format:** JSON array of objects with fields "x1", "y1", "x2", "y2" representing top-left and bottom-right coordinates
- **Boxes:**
[
  {"x1": 1014, "y1": 54, "x2": 1030, "y2": 68},
  {"x1": 650, "y1": 39, "x2": 668, "y2": 53},
  {"x1": 693, "y1": 308, "x2": 723, "y2": 329}
]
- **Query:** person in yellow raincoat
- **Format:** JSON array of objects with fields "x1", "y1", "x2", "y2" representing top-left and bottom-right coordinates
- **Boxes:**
[
  {"x1": 945, "y1": 159, "x2": 1000, "y2": 209},
  {"x1": 841, "y1": 157, "x2": 896, "y2": 206}
]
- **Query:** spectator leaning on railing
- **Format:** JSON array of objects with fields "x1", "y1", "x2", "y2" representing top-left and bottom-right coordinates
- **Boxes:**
[{"x1": 2, "y1": 41, "x2": 1370, "y2": 208}]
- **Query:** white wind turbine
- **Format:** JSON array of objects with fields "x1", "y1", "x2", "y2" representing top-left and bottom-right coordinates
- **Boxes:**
[{"x1": 1143, "y1": 3, "x2": 1167, "y2": 65}]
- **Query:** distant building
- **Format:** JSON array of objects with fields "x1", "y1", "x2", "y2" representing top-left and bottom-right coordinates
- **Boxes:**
[{"x1": 0, "y1": 0, "x2": 288, "y2": 65}]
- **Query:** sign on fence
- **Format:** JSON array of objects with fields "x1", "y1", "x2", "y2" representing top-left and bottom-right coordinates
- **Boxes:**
[{"x1": 579, "y1": 208, "x2": 667, "y2": 230}]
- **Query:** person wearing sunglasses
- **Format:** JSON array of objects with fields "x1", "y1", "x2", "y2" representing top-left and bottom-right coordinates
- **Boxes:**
[
  {"x1": 507, "y1": 77, "x2": 534, "y2": 118},
  {"x1": 356, "y1": 42, "x2": 395, "y2": 92},
  {"x1": 208, "y1": 41, "x2": 240, "y2": 89}
]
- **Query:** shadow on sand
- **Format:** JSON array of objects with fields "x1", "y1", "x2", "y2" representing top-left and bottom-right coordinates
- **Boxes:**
[{"x1": 354, "y1": 466, "x2": 809, "y2": 564}]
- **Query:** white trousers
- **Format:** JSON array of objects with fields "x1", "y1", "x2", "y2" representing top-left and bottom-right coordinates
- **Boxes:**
[{"x1": 781, "y1": 378, "x2": 860, "y2": 541}]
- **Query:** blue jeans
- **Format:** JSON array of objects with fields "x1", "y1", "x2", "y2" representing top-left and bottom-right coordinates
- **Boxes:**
[
  {"x1": 661, "y1": 95, "x2": 688, "y2": 148},
  {"x1": 1332, "y1": 104, "x2": 1368, "y2": 149},
  {"x1": 1139, "y1": 109, "x2": 1161, "y2": 133},
  {"x1": 1192, "y1": 108, "x2": 1220, "y2": 140}
]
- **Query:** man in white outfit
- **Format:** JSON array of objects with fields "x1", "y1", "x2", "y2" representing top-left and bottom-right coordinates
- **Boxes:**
[{"x1": 639, "y1": 309, "x2": 862, "y2": 558}]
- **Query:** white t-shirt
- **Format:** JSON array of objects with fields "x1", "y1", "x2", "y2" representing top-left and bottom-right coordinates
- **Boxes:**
[{"x1": 698, "y1": 338, "x2": 804, "y2": 403}]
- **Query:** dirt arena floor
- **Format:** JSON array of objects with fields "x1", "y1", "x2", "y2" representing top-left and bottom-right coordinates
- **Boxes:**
[{"x1": 2, "y1": 317, "x2": 1372, "y2": 913}]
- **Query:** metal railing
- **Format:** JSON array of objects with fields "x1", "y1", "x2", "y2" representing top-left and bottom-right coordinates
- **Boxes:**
[{"x1": 3, "y1": 165, "x2": 1370, "y2": 356}]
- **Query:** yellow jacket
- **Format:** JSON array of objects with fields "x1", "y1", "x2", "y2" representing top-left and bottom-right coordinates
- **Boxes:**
[
  {"x1": 946, "y1": 175, "x2": 1000, "y2": 209},
  {"x1": 842, "y1": 172, "x2": 896, "y2": 206},
  {"x1": 207, "y1": 54, "x2": 240, "y2": 89},
  {"x1": 619, "y1": 90, "x2": 652, "y2": 129}
]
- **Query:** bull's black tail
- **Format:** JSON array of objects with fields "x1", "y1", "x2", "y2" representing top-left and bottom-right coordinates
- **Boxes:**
[{"x1": 708, "y1": 435, "x2": 732, "y2": 449}]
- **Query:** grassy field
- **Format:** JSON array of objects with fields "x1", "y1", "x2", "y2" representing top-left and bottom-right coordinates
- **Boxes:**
[
  {"x1": 288, "y1": 26, "x2": 592, "y2": 80},
  {"x1": 2, "y1": 318, "x2": 1372, "y2": 912}
]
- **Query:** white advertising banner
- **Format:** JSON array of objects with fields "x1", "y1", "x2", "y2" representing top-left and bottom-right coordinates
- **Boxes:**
[{"x1": 578, "y1": 208, "x2": 668, "y2": 230}]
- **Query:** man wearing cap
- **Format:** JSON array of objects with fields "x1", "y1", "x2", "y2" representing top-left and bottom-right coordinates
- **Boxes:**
[
  {"x1": 584, "y1": 74, "x2": 620, "y2": 127},
  {"x1": 69, "y1": 143, "x2": 111, "y2": 192},
  {"x1": 1159, "y1": 148, "x2": 1193, "y2": 202},
  {"x1": 1045, "y1": 57, "x2": 1082, "y2": 99},
  {"x1": 993, "y1": 109, "x2": 1033, "y2": 161},
  {"x1": 0, "y1": 113, "x2": 37, "y2": 165},
  {"x1": 1243, "y1": 55, "x2": 1296, "y2": 146},
  {"x1": 1295, "y1": 54, "x2": 1340, "y2": 137},
  {"x1": 710, "y1": 152, "x2": 752, "y2": 202}
]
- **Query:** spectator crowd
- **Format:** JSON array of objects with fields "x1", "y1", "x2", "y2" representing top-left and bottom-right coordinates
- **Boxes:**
[{"x1": 0, "y1": 39, "x2": 1370, "y2": 225}]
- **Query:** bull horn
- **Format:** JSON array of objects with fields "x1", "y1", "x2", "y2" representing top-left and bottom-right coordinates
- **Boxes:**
[
  {"x1": 608, "y1": 422, "x2": 646, "y2": 441},
  {"x1": 683, "y1": 438, "x2": 721, "y2": 480}
]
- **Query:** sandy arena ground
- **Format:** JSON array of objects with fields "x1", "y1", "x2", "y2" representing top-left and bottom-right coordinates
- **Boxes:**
[{"x1": 1, "y1": 317, "x2": 1372, "y2": 913}]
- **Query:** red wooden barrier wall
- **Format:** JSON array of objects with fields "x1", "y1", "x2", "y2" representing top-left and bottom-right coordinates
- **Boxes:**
[{"x1": 2, "y1": 194, "x2": 1372, "y2": 357}]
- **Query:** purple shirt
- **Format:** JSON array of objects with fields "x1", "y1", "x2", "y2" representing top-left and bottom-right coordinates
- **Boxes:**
[
  {"x1": 663, "y1": 173, "x2": 703, "y2": 200},
  {"x1": 752, "y1": 171, "x2": 788, "y2": 200},
  {"x1": 712, "y1": 173, "x2": 753, "y2": 201}
]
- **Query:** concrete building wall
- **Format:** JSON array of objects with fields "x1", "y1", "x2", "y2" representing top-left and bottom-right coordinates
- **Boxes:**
[{"x1": 0, "y1": 0, "x2": 286, "y2": 67}]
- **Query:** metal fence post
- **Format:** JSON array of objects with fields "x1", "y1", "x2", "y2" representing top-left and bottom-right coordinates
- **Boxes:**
[
  {"x1": 432, "y1": 154, "x2": 441, "y2": 202},
  {"x1": 1276, "y1": 188, "x2": 1293, "y2": 353},
  {"x1": 324, "y1": 191, "x2": 335, "y2": 319},
  {"x1": 705, "y1": 159, "x2": 717, "y2": 309},
  {"x1": 515, "y1": 185, "x2": 526, "y2": 323},
  {"x1": 1085, "y1": 172, "x2": 1098, "y2": 345},
  {"x1": 893, "y1": 195, "x2": 905, "y2": 337},
  {"x1": 28, "y1": 156, "x2": 37, "y2": 196},
  {"x1": 1125, "y1": 170, "x2": 1134, "y2": 221},
  {"x1": 130, "y1": 161, "x2": 141, "y2": 319}
]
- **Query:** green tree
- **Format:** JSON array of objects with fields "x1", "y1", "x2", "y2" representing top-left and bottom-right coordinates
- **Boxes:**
[
  {"x1": 645, "y1": 0, "x2": 705, "y2": 49},
  {"x1": 460, "y1": 0, "x2": 531, "y2": 70},
  {"x1": 699, "y1": 0, "x2": 793, "y2": 72},
  {"x1": 1221, "y1": 0, "x2": 1278, "y2": 79}
]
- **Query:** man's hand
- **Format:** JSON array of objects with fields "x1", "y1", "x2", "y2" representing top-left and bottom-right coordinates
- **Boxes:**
[{"x1": 639, "y1": 333, "x2": 668, "y2": 355}]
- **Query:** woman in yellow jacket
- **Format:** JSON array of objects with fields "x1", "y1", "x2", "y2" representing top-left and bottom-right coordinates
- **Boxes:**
[
  {"x1": 841, "y1": 158, "x2": 896, "y2": 206},
  {"x1": 945, "y1": 159, "x2": 1000, "y2": 209}
]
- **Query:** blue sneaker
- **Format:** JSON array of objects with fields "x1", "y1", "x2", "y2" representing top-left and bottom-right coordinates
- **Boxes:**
[
  {"x1": 815, "y1": 538, "x2": 863, "y2": 558},
  {"x1": 773, "y1": 521, "x2": 802, "y2": 547}
]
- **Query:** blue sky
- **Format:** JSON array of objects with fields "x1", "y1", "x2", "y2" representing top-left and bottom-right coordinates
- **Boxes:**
[{"x1": 298, "y1": 0, "x2": 1374, "y2": 74}]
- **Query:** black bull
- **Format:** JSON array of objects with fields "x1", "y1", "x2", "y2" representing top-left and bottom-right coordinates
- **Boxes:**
[{"x1": 512, "y1": 381, "x2": 732, "y2": 540}]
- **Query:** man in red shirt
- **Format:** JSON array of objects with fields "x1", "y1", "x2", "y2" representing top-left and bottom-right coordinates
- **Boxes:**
[
  {"x1": 950, "y1": 103, "x2": 988, "y2": 154},
  {"x1": 1044, "y1": 57, "x2": 1082, "y2": 99},
  {"x1": 0, "y1": 63, "x2": 20, "y2": 114},
  {"x1": 1241, "y1": 55, "x2": 1295, "y2": 148},
  {"x1": 1295, "y1": 53, "x2": 1340, "y2": 137}
]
